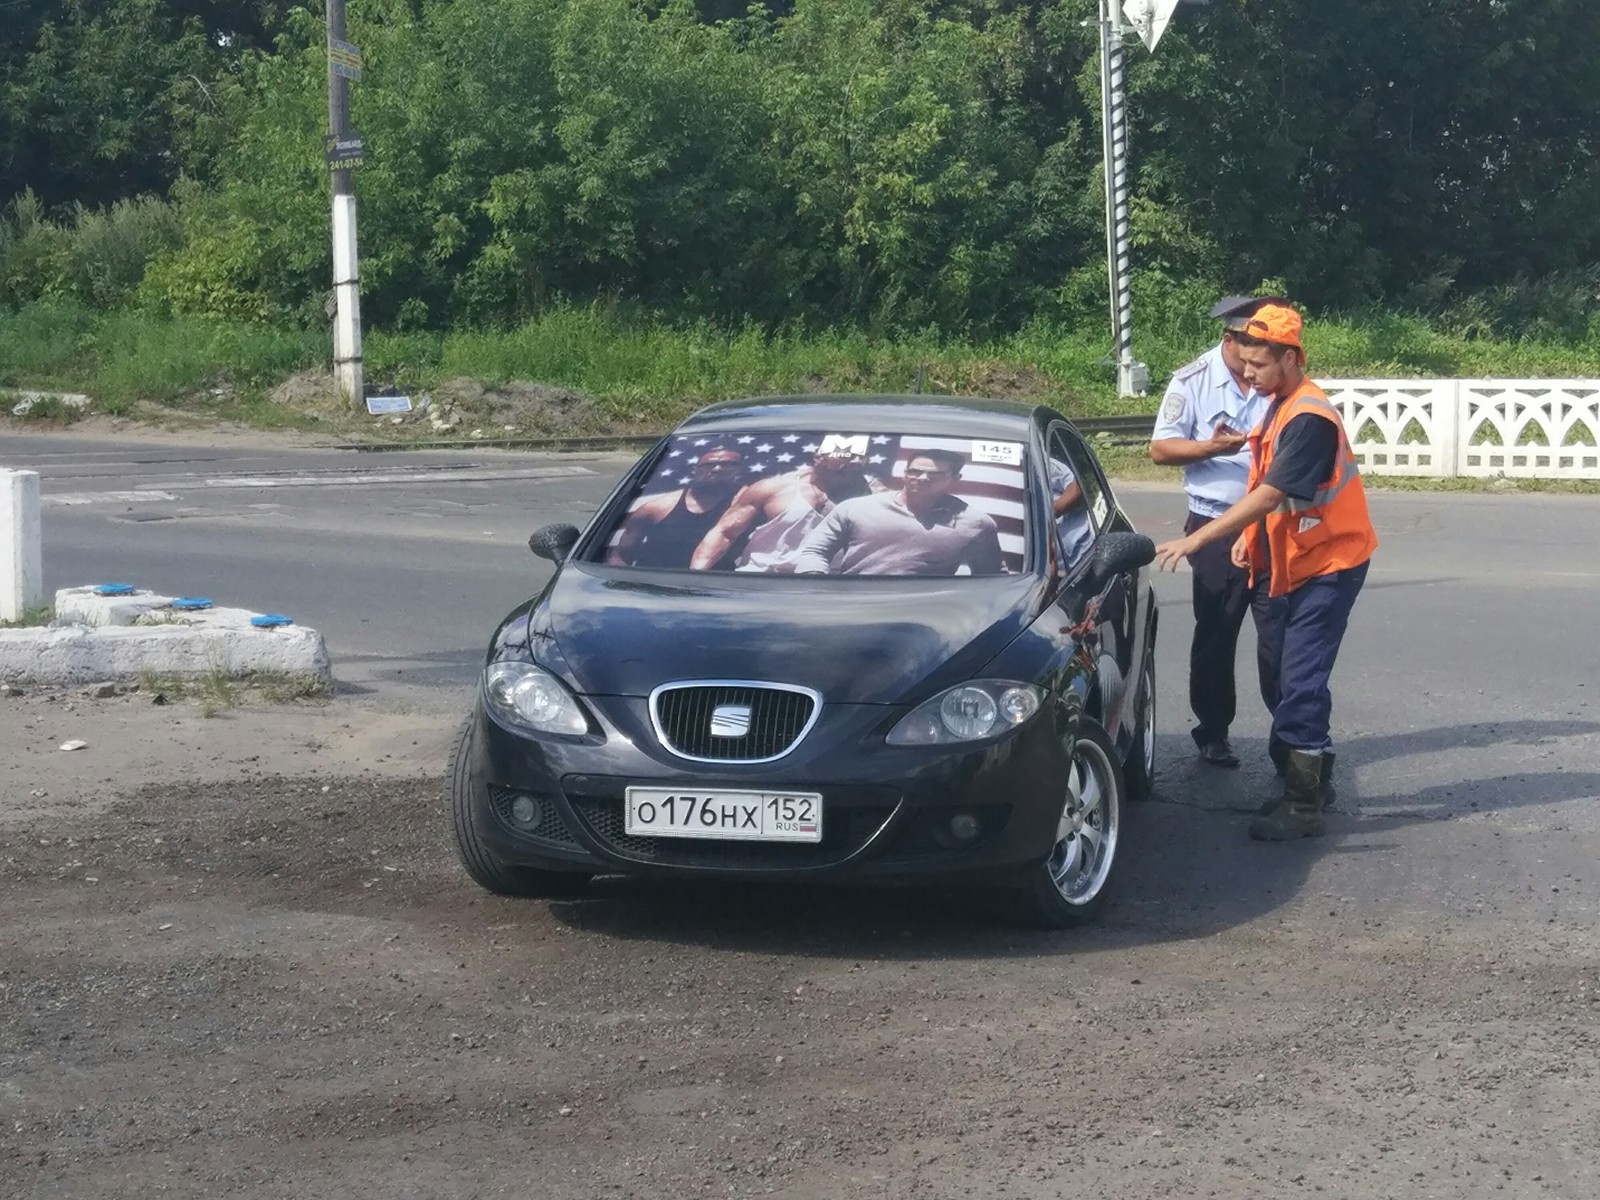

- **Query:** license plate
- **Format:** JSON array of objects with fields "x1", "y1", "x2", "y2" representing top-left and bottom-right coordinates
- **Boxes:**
[{"x1": 624, "y1": 789, "x2": 823, "y2": 843}]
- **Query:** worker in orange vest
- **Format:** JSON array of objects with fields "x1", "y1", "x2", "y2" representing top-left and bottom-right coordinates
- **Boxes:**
[{"x1": 1152, "y1": 303, "x2": 1377, "y2": 840}]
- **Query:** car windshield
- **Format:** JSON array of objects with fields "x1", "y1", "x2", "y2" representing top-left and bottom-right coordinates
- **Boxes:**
[{"x1": 599, "y1": 430, "x2": 1029, "y2": 577}]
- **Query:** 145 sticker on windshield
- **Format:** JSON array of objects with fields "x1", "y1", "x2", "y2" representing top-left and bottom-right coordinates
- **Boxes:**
[{"x1": 970, "y1": 440, "x2": 1023, "y2": 466}]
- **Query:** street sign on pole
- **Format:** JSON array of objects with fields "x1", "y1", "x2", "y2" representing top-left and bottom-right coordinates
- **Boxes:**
[
  {"x1": 1120, "y1": 0, "x2": 1184, "y2": 52},
  {"x1": 329, "y1": 38, "x2": 363, "y2": 81},
  {"x1": 323, "y1": 132, "x2": 366, "y2": 169}
]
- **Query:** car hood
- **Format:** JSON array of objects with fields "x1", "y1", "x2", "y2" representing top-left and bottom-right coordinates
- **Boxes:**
[{"x1": 531, "y1": 566, "x2": 1046, "y2": 703}]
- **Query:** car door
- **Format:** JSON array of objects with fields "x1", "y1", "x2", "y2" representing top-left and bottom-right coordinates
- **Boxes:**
[{"x1": 1045, "y1": 424, "x2": 1136, "y2": 737}]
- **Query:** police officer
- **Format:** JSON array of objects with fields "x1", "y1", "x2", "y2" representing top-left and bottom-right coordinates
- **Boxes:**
[
  {"x1": 1149, "y1": 296, "x2": 1278, "y2": 769},
  {"x1": 1151, "y1": 304, "x2": 1378, "y2": 841}
]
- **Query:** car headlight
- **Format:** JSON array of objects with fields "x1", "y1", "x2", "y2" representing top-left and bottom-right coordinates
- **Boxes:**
[
  {"x1": 886, "y1": 681, "x2": 1045, "y2": 746},
  {"x1": 483, "y1": 661, "x2": 591, "y2": 735}
]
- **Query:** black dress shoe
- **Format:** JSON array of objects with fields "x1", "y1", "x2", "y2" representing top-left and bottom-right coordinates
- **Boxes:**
[{"x1": 1197, "y1": 740, "x2": 1240, "y2": 768}]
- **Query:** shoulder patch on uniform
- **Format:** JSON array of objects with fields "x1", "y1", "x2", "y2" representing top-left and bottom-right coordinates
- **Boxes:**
[
  {"x1": 1170, "y1": 357, "x2": 1208, "y2": 384},
  {"x1": 1159, "y1": 390, "x2": 1186, "y2": 424}
]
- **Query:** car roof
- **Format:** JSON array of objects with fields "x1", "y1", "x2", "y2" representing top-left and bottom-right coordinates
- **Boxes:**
[{"x1": 677, "y1": 394, "x2": 1059, "y2": 441}]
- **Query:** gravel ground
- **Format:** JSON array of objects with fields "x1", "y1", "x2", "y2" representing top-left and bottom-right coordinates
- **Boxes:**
[{"x1": 3, "y1": 692, "x2": 1599, "y2": 1199}]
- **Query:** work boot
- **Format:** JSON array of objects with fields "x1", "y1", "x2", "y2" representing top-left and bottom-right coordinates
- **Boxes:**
[
  {"x1": 1258, "y1": 748, "x2": 1337, "y2": 814},
  {"x1": 1249, "y1": 749, "x2": 1326, "y2": 841}
]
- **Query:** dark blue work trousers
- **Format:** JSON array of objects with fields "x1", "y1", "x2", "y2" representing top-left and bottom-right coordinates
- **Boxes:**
[
  {"x1": 1184, "y1": 511, "x2": 1275, "y2": 746},
  {"x1": 1254, "y1": 561, "x2": 1370, "y2": 752}
]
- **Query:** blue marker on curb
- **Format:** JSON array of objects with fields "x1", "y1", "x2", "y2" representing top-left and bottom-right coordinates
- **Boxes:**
[
  {"x1": 172, "y1": 597, "x2": 214, "y2": 611},
  {"x1": 250, "y1": 614, "x2": 294, "y2": 628},
  {"x1": 94, "y1": 583, "x2": 135, "y2": 596}
]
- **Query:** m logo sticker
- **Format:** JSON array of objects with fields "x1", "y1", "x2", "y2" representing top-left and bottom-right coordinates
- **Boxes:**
[{"x1": 710, "y1": 704, "x2": 753, "y2": 738}]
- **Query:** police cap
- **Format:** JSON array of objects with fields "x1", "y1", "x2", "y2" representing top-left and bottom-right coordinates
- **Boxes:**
[{"x1": 1210, "y1": 294, "x2": 1289, "y2": 331}]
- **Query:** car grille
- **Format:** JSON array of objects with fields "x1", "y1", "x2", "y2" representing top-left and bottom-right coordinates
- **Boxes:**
[
  {"x1": 651, "y1": 683, "x2": 818, "y2": 762},
  {"x1": 563, "y1": 782, "x2": 899, "y2": 870}
]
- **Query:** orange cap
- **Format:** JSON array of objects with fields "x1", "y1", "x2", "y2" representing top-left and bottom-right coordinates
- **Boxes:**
[{"x1": 1242, "y1": 303, "x2": 1303, "y2": 351}]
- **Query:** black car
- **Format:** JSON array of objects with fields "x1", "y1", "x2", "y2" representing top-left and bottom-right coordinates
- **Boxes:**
[{"x1": 450, "y1": 395, "x2": 1158, "y2": 927}]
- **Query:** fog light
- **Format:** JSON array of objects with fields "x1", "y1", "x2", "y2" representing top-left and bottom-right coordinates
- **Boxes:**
[
  {"x1": 948, "y1": 813, "x2": 981, "y2": 842},
  {"x1": 510, "y1": 795, "x2": 542, "y2": 828}
]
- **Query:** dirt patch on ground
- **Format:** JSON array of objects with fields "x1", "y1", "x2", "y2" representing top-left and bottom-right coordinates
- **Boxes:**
[
  {"x1": 3, "y1": 691, "x2": 1599, "y2": 1198},
  {"x1": 426, "y1": 376, "x2": 612, "y2": 437},
  {"x1": 250, "y1": 370, "x2": 634, "y2": 442},
  {"x1": 266, "y1": 367, "x2": 349, "y2": 418}
]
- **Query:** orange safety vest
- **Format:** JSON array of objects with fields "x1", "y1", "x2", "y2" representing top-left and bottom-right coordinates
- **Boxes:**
[{"x1": 1245, "y1": 379, "x2": 1378, "y2": 598}]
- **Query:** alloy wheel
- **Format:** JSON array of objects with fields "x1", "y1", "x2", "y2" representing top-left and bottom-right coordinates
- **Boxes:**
[{"x1": 1047, "y1": 734, "x2": 1121, "y2": 905}]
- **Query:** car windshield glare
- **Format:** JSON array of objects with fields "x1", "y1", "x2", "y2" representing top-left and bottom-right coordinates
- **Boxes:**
[{"x1": 599, "y1": 431, "x2": 1028, "y2": 577}]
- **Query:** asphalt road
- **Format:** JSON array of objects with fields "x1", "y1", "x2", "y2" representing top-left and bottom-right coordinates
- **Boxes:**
[
  {"x1": 4, "y1": 431, "x2": 630, "y2": 696},
  {"x1": 5, "y1": 427, "x2": 1600, "y2": 1197},
  {"x1": 9, "y1": 424, "x2": 1600, "y2": 896}
]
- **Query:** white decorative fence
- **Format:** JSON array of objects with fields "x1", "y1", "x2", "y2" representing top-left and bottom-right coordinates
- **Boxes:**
[{"x1": 1321, "y1": 380, "x2": 1600, "y2": 480}]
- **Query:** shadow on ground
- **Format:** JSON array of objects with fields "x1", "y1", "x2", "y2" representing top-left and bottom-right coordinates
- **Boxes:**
[{"x1": 548, "y1": 718, "x2": 1600, "y2": 959}]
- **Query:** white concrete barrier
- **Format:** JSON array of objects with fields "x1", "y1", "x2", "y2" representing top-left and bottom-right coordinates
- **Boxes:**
[
  {"x1": 0, "y1": 586, "x2": 332, "y2": 686},
  {"x1": 1, "y1": 469, "x2": 44, "y2": 623}
]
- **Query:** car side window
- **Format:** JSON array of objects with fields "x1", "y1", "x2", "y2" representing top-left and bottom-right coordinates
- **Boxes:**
[{"x1": 1046, "y1": 426, "x2": 1106, "y2": 573}]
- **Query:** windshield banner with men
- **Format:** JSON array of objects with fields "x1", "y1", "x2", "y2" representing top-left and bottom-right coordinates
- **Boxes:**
[{"x1": 606, "y1": 432, "x2": 1027, "y2": 576}]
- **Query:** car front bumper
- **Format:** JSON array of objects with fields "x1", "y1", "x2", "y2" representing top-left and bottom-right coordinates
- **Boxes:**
[{"x1": 469, "y1": 696, "x2": 1076, "y2": 885}]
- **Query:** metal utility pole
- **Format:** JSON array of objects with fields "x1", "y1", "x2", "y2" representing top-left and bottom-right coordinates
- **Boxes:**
[
  {"x1": 326, "y1": 0, "x2": 364, "y2": 404},
  {"x1": 1091, "y1": 0, "x2": 1184, "y2": 397},
  {"x1": 1097, "y1": 0, "x2": 1147, "y2": 398}
]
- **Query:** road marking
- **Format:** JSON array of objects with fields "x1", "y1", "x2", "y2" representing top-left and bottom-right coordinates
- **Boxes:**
[
  {"x1": 43, "y1": 490, "x2": 179, "y2": 506},
  {"x1": 37, "y1": 464, "x2": 596, "y2": 504},
  {"x1": 197, "y1": 465, "x2": 596, "y2": 488}
]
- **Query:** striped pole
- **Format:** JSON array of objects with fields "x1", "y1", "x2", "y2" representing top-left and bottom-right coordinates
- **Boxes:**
[{"x1": 1098, "y1": 0, "x2": 1149, "y2": 397}]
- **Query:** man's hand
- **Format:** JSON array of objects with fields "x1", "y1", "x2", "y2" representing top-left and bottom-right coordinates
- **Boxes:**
[
  {"x1": 1230, "y1": 533, "x2": 1251, "y2": 569},
  {"x1": 1205, "y1": 424, "x2": 1248, "y2": 457},
  {"x1": 1153, "y1": 536, "x2": 1195, "y2": 573}
]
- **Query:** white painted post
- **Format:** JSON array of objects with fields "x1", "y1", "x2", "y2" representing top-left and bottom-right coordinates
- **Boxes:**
[
  {"x1": 1436, "y1": 380, "x2": 1463, "y2": 479},
  {"x1": 1, "y1": 469, "x2": 44, "y2": 623},
  {"x1": 331, "y1": 193, "x2": 364, "y2": 402}
]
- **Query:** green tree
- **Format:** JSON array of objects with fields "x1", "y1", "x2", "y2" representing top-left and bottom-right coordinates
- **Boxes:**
[{"x1": 1, "y1": 0, "x2": 295, "y2": 208}]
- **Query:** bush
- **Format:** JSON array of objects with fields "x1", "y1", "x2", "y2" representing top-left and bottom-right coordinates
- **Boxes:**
[{"x1": 0, "y1": 191, "x2": 182, "y2": 309}]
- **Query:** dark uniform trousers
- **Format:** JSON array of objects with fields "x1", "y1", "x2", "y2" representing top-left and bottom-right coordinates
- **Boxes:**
[
  {"x1": 1184, "y1": 511, "x2": 1274, "y2": 747},
  {"x1": 1253, "y1": 561, "x2": 1369, "y2": 751}
]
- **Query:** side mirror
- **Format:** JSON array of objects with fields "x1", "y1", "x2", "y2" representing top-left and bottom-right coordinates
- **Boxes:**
[
  {"x1": 1082, "y1": 531, "x2": 1156, "y2": 589},
  {"x1": 528, "y1": 523, "x2": 580, "y2": 563}
]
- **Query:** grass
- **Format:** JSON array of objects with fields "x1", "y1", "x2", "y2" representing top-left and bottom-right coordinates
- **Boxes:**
[
  {"x1": 0, "y1": 603, "x2": 53, "y2": 629},
  {"x1": 5, "y1": 301, "x2": 1600, "y2": 437},
  {"x1": 0, "y1": 304, "x2": 324, "y2": 411},
  {"x1": 135, "y1": 668, "x2": 330, "y2": 714}
]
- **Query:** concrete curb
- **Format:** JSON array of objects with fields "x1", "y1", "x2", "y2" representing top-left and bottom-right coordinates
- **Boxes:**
[{"x1": 0, "y1": 587, "x2": 332, "y2": 686}]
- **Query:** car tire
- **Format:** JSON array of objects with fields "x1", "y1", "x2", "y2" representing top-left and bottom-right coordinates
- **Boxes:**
[
  {"x1": 1009, "y1": 718, "x2": 1125, "y2": 929},
  {"x1": 449, "y1": 717, "x2": 592, "y2": 899},
  {"x1": 1123, "y1": 639, "x2": 1156, "y2": 803}
]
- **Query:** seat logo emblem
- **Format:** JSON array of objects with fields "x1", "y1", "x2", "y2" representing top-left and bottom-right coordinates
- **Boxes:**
[{"x1": 710, "y1": 704, "x2": 752, "y2": 738}]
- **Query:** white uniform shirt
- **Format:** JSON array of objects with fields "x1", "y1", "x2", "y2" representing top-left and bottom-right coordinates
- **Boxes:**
[{"x1": 1151, "y1": 343, "x2": 1270, "y2": 518}]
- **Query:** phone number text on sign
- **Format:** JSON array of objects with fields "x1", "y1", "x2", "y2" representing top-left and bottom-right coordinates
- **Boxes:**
[{"x1": 624, "y1": 789, "x2": 823, "y2": 842}]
